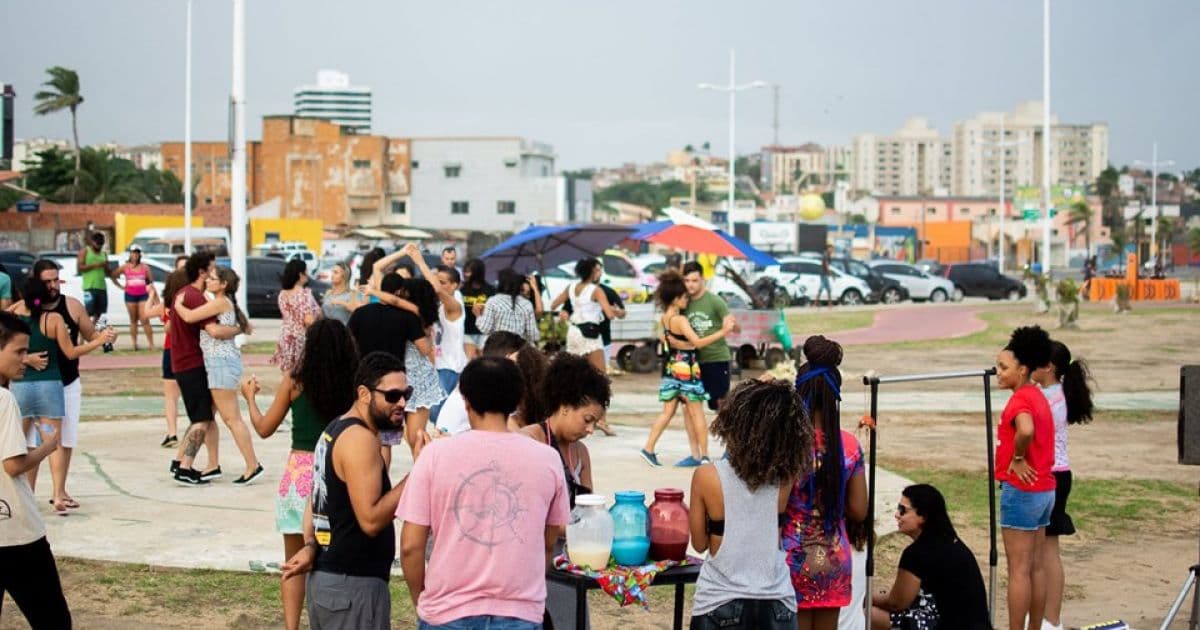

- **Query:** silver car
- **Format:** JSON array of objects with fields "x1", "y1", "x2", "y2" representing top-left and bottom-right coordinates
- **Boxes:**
[{"x1": 865, "y1": 261, "x2": 962, "y2": 303}]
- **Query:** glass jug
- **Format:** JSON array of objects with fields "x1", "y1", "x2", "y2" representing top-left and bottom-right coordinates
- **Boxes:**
[
  {"x1": 648, "y1": 488, "x2": 690, "y2": 561},
  {"x1": 566, "y1": 494, "x2": 613, "y2": 570},
  {"x1": 609, "y1": 490, "x2": 650, "y2": 565}
]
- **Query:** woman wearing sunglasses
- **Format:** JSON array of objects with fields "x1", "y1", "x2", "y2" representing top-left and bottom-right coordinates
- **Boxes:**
[{"x1": 871, "y1": 484, "x2": 988, "y2": 629}]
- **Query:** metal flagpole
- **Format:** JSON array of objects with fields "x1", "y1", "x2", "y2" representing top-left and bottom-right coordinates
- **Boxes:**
[
  {"x1": 183, "y1": 0, "x2": 193, "y2": 253},
  {"x1": 230, "y1": 0, "x2": 247, "y2": 306}
]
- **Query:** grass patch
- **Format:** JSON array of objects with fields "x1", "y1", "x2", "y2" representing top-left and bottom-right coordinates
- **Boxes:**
[
  {"x1": 240, "y1": 341, "x2": 277, "y2": 355},
  {"x1": 884, "y1": 465, "x2": 1195, "y2": 536},
  {"x1": 786, "y1": 310, "x2": 875, "y2": 334}
]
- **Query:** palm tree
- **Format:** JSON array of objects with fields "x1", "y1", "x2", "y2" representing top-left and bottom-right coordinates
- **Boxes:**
[
  {"x1": 72, "y1": 148, "x2": 147, "y2": 204},
  {"x1": 1068, "y1": 200, "x2": 1093, "y2": 256},
  {"x1": 1155, "y1": 216, "x2": 1177, "y2": 261},
  {"x1": 32, "y1": 66, "x2": 84, "y2": 202},
  {"x1": 1109, "y1": 223, "x2": 1128, "y2": 259}
]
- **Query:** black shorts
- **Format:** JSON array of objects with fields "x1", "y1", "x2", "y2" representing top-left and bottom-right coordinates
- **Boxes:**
[
  {"x1": 1045, "y1": 470, "x2": 1076, "y2": 536},
  {"x1": 85, "y1": 289, "x2": 108, "y2": 318},
  {"x1": 699, "y1": 360, "x2": 731, "y2": 411},
  {"x1": 161, "y1": 349, "x2": 175, "y2": 380},
  {"x1": 174, "y1": 367, "x2": 214, "y2": 424}
]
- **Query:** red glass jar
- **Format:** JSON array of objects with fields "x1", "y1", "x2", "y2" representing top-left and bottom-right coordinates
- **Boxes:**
[{"x1": 648, "y1": 488, "x2": 689, "y2": 561}]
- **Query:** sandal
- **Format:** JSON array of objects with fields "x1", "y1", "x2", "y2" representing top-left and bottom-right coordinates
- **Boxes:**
[
  {"x1": 596, "y1": 420, "x2": 617, "y2": 437},
  {"x1": 49, "y1": 498, "x2": 81, "y2": 509}
]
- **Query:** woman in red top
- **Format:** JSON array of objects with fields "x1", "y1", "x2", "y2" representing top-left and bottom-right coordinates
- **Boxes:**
[{"x1": 994, "y1": 325, "x2": 1056, "y2": 630}]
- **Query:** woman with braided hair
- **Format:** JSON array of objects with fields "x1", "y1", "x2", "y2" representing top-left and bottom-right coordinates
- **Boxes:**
[{"x1": 782, "y1": 335, "x2": 868, "y2": 630}]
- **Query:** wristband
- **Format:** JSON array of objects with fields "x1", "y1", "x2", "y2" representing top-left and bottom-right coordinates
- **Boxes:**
[{"x1": 1012, "y1": 455, "x2": 1024, "y2": 462}]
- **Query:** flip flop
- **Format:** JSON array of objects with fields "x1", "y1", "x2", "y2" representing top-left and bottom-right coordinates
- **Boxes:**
[{"x1": 49, "y1": 498, "x2": 81, "y2": 509}]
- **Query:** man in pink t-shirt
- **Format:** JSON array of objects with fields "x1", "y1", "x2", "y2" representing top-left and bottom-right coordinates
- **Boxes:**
[{"x1": 398, "y1": 356, "x2": 569, "y2": 629}]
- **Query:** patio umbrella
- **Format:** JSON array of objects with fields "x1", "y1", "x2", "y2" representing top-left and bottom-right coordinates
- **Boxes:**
[
  {"x1": 478, "y1": 223, "x2": 636, "y2": 277},
  {"x1": 631, "y1": 221, "x2": 779, "y2": 267}
]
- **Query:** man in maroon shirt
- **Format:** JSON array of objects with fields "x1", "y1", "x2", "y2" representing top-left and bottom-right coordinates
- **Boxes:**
[{"x1": 168, "y1": 252, "x2": 241, "y2": 485}]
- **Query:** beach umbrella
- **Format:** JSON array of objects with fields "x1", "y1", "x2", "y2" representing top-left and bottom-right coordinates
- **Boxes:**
[
  {"x1": 631, "y1": 221, "x2": 778, "y2": 267},
  {"x1": 478, "y1": 223, "x2": 636, "y2": 277}
]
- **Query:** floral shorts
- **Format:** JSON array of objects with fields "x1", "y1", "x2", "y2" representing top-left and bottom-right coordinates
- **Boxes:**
[{"x1": 275, "y1": 450, "x2": 314, "y2": 534}]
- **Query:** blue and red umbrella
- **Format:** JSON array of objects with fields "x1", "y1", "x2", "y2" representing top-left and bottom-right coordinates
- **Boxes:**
[{"x1": 630, "y1": 220, "x2": 778, "y2": 267}]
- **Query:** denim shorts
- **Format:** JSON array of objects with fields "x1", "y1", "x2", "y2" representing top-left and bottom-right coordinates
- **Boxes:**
[
  {"x1": 463, "y1": 333, "x2": 487, "y2": 349},
  {"x1": 419, "y1": 615, "x2": 540, "y2": 630},
  {"x1": 999, "y1": 482, "x2": 1055, "y2": 531},
  {"x1": 204, "y1": 354, "x2": 243, "y2": 390},
  {"x1": 12, "y1": 379, "x2": 66, "y2": 420}
]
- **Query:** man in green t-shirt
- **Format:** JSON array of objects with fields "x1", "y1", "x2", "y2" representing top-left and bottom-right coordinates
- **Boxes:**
[
  {"x1": 77, "y1": 232, "x2": 110, "y2": 323},
  {"x1": 679, "y1": 261, "x2": 739, "y2": 466}
]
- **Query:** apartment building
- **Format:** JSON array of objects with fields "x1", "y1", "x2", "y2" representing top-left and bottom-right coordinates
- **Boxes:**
[
  {"x1": 293, "y1": 70, "x2": 372, "y2": 134},
  {"x1": 850, "y1": 118, "x2": 953, "y2": 196},
  {"x1": 760, "y1": 143, "x2": 851, "y2": 193}
]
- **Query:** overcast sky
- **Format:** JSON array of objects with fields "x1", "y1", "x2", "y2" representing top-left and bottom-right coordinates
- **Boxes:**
[{"x1": 3, "y1": 0, "x2": 1196, "y2": 171}]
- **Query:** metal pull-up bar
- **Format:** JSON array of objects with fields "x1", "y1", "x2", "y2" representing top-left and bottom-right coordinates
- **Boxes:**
[{"x1": 861, "y1": 367, "x2": 999, "y2": 630}]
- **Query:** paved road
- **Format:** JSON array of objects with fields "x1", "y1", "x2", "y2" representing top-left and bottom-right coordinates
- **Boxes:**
[{"x1": 40, "y1": 419, "x2": 912, "y2": 573}]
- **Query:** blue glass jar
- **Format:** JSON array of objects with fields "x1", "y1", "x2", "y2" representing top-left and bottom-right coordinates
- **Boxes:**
[{"x1": 609, "y1": 490, "x2": 650, "y2": 566}]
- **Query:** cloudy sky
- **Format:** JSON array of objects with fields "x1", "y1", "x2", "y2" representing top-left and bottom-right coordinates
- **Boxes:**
[{"x1": 4, "y1": 0, "x2": 1196, "y2": 170}]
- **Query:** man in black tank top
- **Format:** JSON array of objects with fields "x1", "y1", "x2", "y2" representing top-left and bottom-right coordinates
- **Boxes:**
[{"x1": 282, "y1": 351, "x2": 425, "y2": 630}]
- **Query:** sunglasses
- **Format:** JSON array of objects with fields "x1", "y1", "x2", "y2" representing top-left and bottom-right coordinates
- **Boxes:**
[
  {"x1": 372, "y1": 386, "x2": 413, "y2": 404},
  {"x1": 896, "y1": 503, "x2": 912, "y2": 516}
]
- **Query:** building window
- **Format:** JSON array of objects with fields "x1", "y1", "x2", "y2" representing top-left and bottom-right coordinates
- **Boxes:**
[
  {"x1": 451, "y1": 201, "x2": 469, "y2": 215},
  {"x1": 988, "y1": 207, "x2": 997, "y2": 215},
  {"x1": 353, "y1": 159, "x2": 372, "y2": 169},
  {"x1": 503, "y1": 159, "x2": 518, "y2": 168},
  {"x1": 959, "y1": 208, "x2": 970, "y2": 215},
  {"x1": 411, "y1": 160, "x2": 420, "y2": 169},
  {"x1": 497, "y1": 200, "x2": 516, "y2": 215},
  {"x1": 890, "y1": 207, "x2": 901, "y2": 215},
  {"x1": 391, "y1": 200, "x2": 407, "y2": 215},
  {"x1": 444, "y1": 165, "x2": 461, "y2": 178},
  {"x1": 926, "y1": 207, "x2": 936, "y2": 215},
  {"x1": 204, "y1": 197, "x2": 212, "y2": 204}
]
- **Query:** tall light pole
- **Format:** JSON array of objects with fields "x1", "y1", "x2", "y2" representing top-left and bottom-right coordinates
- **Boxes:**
[
  {"x1": 985, "y1": 120, "x2": 1027, "y2": 272},
  {"x1": 183, "y1": 0, "x2": 193, "y2": 254},
  {"x1": 1041, "y1": 0, "x2": 1053, "y2": 274},
  {"x1": 230, "y1": 0, "x2": 247, "y2": 306},
  {"x1": 1134, "y1": 142, "x2": 1174, "y2": 260},
  {"x1": 698, "y1": 49, "x2": 769, "y2": 234}
]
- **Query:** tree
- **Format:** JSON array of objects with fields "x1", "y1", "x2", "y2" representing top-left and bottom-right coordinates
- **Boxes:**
[
  {"x1": 1155, "y1": 216, "x2": 1177, "y2": 258},
  {"x1": 1067, "y1": 200, "x2": 1093, "y2": 255},
  {"x1": 72, "y1": 148, "x2": 147, "y2": 204},
  {"x1": 32, "y1": 66, "x2": 84, "y2": 203},
  {"x1": 21, "y1": 148, "x2": 74, "y2": 200},
  {"x1": 1188, "y1": 227, "x2": 1200, "y2": 255},
  {"x1": 137, "y1": 167, "x2": 184, "y2": 203},
  {"x1": 1094, "y1": 166, "x2": 1124, "y2": 228},
  {"x1": 1109, "y1": 223, "x2": 1128, "y2": 257}
]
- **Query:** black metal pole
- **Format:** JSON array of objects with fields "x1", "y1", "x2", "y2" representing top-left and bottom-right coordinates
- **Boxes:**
[
  {"x1": 983, "y1": 368, "x2": 998, "y2": 627},
  {"x1": 864, "y1": 375, "x2": 879, "y2": 630}
]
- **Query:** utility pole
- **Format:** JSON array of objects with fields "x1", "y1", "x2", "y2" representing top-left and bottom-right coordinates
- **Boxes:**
[
  {"x1": 230, "y1": 0, "x2": 247, "y2": 307},
  {"x1": 771, "y1": 84, "x2": 780, "y2": 147},
  {"x1": 1040, "y1": 0, "x2": 1052, "y2": 275}
]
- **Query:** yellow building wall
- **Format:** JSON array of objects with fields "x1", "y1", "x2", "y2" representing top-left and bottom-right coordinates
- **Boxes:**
[
  {"x1": 114, "y1": 213, "x2": 204, "y2": 252},
  {"x1": 249, "y1": 219, "x2": 323, "y2": 252}
]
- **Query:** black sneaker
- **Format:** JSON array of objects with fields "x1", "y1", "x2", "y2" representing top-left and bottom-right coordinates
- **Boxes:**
[
  {"x1": 174, "y1": 468, "x2": 210, "y2": 486},
  {"x1": 233, "y1": 463, "x2": 265, "y2": 486},
  {"x1": 161, "y1": 435, "x2": 178, "y2": 448},
  {"x1": 200, "y1": 467, "x2": 223, "y2": 481},
  {"x1": 169, "y1": 460, "x2": 180, "y2": 474}
]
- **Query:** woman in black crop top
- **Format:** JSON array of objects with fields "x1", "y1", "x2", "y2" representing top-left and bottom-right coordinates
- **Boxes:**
[{"x1": 640, "y1": 271, "x2": 735, "y2": 467}]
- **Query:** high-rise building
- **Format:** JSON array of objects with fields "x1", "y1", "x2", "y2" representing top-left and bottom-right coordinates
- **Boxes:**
[
  {"x1": 760, "y1": 143, "x2": 850, "y2": 193},
  {"x1": 293, "y1": 70, "x2": 372, "y2": 134},
  {"x1": 851, "y1": 118, "x2": 952, "y2": 196},
  {"x1": 952, "y1": 101, "x2": 1108, "y2": 197}
]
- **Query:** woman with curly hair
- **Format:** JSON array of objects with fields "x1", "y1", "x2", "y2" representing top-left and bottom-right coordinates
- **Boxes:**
[
  {"x1": 782, "y1": 335, "x2": 868, "y2": 630},
  {"x1": 640, "y1": 271, "x2": 734, "y2": 467},
  {"x1": 239, "y1": 318, "x2": 358, "y2": 630},
  {"x1": 519, "y1": 352, "x2": 611, "y2": 508},
  {"x1": 508, "y1": 344, "x2": 549, "y2": 430},
  {"x1": 994, "y1": 325, "x2": 1056, "y2": 630},
  {"x1": 689, "y1": 379, "x2": 814, "y2": 629}
]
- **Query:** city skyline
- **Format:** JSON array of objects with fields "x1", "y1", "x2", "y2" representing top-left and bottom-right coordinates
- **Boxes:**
[{"x1": 3, "y1": 0, "x2": 1196, "y2": 171}]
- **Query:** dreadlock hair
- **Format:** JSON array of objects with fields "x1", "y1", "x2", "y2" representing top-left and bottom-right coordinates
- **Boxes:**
[
  {"x1": 292, "y1": 319, "x2": 358, "y2": 423},
  {"x1": 1048, "y1": 340, "x2": 1094, "y2": 425},
  {"x1": 902, "y1": 483, "x2": 959, "y2": 543},
  {"x1": 402, "y1": 277, "x2": 439, "y2": 328},
  {"x1": 654, "y1": 271, "x2": 687, "y2": 310},
  {"x1": 541, "y1": 352, "x2": 611, "y2": 418},
  {"x1": 162, "y1": 269, "x2": 190, "y2": 308},
  {"x1": 794, "y1": 334, "x2": 847, "y2": 533},
  {"x1": 214, "y1": 267, "x2": 250, "y2": 333},
  {"x1": 1004, "y1": 326, "x2": 1052, "y2": 375},
  {"x1": 710, "y1": 379, "x2": 814, "y2": 491},
  {"x1": 496, "y1": 268, "x2": 525, "y2": 310},
  {"x1": 513, "y1": 345, "x2": 549, "y2": 427}
]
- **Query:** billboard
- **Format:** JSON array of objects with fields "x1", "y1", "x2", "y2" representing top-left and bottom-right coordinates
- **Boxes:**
[{"x1": 1013, "y1": 185, "x2": 1087, "y2": 221}]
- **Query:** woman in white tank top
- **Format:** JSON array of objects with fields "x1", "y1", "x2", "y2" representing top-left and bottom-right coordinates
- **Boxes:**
[{"x1": 550, "y1": 257, "x2": 616, "y2": 374}]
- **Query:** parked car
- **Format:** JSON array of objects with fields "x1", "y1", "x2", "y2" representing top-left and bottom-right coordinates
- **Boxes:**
[
  {"x1": 540, "y1": 249, "x2": 653, "y2": 305},
  {"x1": 867, "y1": 260, "x2": 963, "y2": 302},
  {"x1": 245, "y1": 256, "x2": 331, "y2": 318},
  {"x1": 944, "y1": 263, "x2": 1027, "y2": 300},
  {"x1": 44, "y1": 253, "x2": 167, "y2": 328},
  {"x1": 758, "y1": 256, "x2": 873, "y2": 305},
  {"x1": 915, "y1": 258, "x2": 946, "y2": 277},
  {"x1": 0, "y1": 249, "x2": 37, "y2": 291},
  {"x1": 827, "y1": 257, "x2": 909, "y2": 304}
]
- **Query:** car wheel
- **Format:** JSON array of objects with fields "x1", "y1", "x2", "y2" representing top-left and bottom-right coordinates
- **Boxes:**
[
  {"x1": 930, "y1": 288, "x2": 947, "y2": 303},
  {"x1": 952, "y1": 287, "x2": 964, "y2": 302},
  {"x1": 631, "y1": 345, "x2": 659, "y2": 373},
  {"x1": 764, "y1": 348, "x2": 786, "y2": 369},
  {"x1": 1006, "y1": 288, "x2": 1021, "y2": 301},
  {"x1": 882, "y1": 288, "x2": 902, "y2": 304},
  {"x1": 771, "y1": 292, "x2": 791, "y2": 310},
  {"x1": 736, "y1": 344, "x2": 757, "y2": 369},
  {"x1": 616, "y1": 345, "x2": 637, "y2": 372},
  {"x1": 840, "y1": 289, "x2": 863, "y2": 306}
]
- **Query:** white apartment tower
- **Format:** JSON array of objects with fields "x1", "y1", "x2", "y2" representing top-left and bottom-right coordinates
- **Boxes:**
[
  {"x1": 293, "y1": 70, "x2": 372, "y2": 134},
  {"x1": 851, "y1": 118, "x2": 952, "y2": 196},
  {"x1": 952, "y1": 101, "x2": 1108, "y2": 197}
]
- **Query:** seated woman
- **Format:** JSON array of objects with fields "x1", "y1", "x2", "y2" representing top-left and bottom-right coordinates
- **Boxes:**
[
  {"x1": 689, "y1": 378, "x2": 814, "y2": 630},
  {"x1": 871, "y1": 484, "x2": 989, "y2": 630}
]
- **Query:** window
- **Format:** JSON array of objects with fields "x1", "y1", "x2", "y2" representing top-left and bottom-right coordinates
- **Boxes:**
[
  {"x1": 890, "y1": 207, "x2": 901, "y2": 215},
  {"x1": 926, "y1": 207, "x2": 936, "y2": 215},
  {"x1": 353, "y1": 159, "x2": 372, "y2": 169},
  {"x1": 451, "y1": 201, "x2": 469, "y2": 215},
  {"x1": 496, "y1": 200, "x2": 516, "y2": 215},
  {"x1": 601, "y1": 254, "x2": 635, "y2": 278},
  {"x1": 411, "y1": 160, "x2": 420, "y2": 169},
  {"x1": 444, "y1": 165, "x2": 461, "y2": 178},
  {"x1": 503, "y1": 159, "x2": 518, "y2": 168},
  {"x1": 959, "y1": 208, "x2": 970, "y2": 215},
  {"x1": 391, "y1": 200, "x2": 407, "y2": 215},
  {"x1": 988, "y1": 207, "x2": 997, "y2": 216}
]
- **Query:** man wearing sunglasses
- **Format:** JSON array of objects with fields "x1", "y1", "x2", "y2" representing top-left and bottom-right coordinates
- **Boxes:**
[{"x1": 282, "y1": 351, "x2": 425, "y2": 629}]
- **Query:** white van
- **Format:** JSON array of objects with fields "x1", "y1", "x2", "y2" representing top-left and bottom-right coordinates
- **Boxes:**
[{"x1": 130, "y1": 228, "x2": 230, "y2": 252}]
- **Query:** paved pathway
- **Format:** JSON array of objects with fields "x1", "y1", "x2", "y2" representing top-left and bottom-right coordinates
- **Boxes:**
[
  {"x1": 828, "y1": 304, "x2": 986, "y2": 346},
  {"x1": 40, "y1": 418, "x2": 912, "y2": 573}
]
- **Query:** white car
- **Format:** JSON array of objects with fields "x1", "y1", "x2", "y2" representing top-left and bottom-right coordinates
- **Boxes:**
[
  {"x1": 40, "y1": 253, "x2": 169, "y2": 327},
  {"x1": 866, "y1": 260, "x2": 963, "y2": 303},
  {"x1": 758, "y1": 256, "x2": 873, "y2": 305}
]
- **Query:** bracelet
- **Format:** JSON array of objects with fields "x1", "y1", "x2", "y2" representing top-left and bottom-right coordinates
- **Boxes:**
[
  {"x1": 305, "y1": 540, "x2": 320, "y2": 552},
  {"x1": 1012, "y1": 455, "x2": 1024, "y2": 462}
]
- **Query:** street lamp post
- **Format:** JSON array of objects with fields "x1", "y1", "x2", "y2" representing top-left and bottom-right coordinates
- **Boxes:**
[
  {"x1": 984, "y1": 120, "x2": 1027, "y2": 273},
  {"x1": 183, "y1": 0, "x2": 193, "y2": 254},
  {"x1": 698, "y1": 49, "x2": 769, "y2": 234},
  {"x1": 230, "y1": 0, "x2": 247, "y2": 306},
  {"x1": 1134, "y1": 142, "x2": 1174, "y2": 261},
  {"x1": 1041, "y1": 0, "x2": 1052, "y2": 274}
]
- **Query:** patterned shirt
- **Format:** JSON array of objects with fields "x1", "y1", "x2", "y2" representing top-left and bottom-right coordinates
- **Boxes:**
[{"x1": 476, "y1": 294, "x2": 539, "y2": 343}]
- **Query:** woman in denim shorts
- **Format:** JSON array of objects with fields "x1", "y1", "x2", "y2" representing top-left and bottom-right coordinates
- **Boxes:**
[
  {"x1": 174, "y1": 267, "x2": 263, "y2": 485},
  {"x1": 994, "y1": 326, "x2": 1057, "y2": 630}
]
